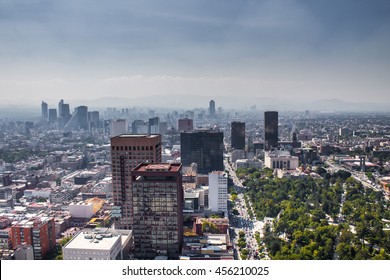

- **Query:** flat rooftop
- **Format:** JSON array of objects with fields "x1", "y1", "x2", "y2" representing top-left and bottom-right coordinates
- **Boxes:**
[
  {"x1": 133, "y1": 163, "x2": 182, "y2": 172},
  {"x1": 64, "y1": 229, "x2": 121, "y2": 251},
  {"x1": 116, "y1": 134, "x2": 159, "y2": 138}
]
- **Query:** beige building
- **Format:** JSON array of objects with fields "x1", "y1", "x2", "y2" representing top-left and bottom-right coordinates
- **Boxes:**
[{"x1": 110, "y1": 134, "x2": 162, "y2": 230}]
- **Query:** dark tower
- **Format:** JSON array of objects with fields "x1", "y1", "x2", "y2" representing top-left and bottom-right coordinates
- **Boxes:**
[
  {"x1": 209, "y1": 100, "x2": 216, "y2": 118},
  {"x1": 180, "y1": 129, "x2": 224, "y2": 174},
  {"x1": 41, "y1": 101, "x2": 48, "y2": 120},
  {"x1": 131, "y1": 163, "x2": 183, "y2": 259},
  {"x1": 231, "y1": 121, "x2": 245, "y2": 150},
  {"x1": 264, "y1": 111, "x2": 278, "y2": 151}
]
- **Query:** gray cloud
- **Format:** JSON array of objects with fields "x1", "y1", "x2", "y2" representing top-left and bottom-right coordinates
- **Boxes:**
[{"x1": 0, "y1": 0, "x2": 390, "y2": 105}]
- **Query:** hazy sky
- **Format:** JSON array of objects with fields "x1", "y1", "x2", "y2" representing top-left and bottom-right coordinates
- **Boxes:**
[{"x1": 1, "y1": 0, "x2": 390, "y2": 107}]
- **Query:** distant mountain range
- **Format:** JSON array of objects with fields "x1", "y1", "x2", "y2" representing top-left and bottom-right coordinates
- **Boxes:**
[
  {"x1": 0, "y1": 96, "x2": 388, "y2": 119},
  {"x1": 71, "y1": 95, "x2": 389, "y2": 112}
]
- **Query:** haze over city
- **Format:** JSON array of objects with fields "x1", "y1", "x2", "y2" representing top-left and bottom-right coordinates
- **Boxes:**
[{"x1": 1, "y1": 0, "x2": 390, "y2": 109}]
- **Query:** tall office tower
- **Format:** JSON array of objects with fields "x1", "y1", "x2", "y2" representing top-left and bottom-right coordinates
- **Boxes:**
[
  {"x1": 264, "y1": 111, "x2": 278, "y2": 151},
  {"x1": 58, "y1": 99, "x2": 64, "y2": 117},
  {"x1": 88, "y1": 111, "x2": 100, "y2": 129},
  {"x1": 110, "y1": 135, "x2": 162, "y2": 230},
  {"x1": 76, "y1": 106, "x2": 88, "y2": 130},
  {"x1": 208, "y1": 171, "x2": 228, "y2": 213},
  {"x1": 111, "y1": 119, "x2": 127, "y2": 137},
  {"x1": 48, "y1": 108, "x2": 57, "y2": 124},
  {"x1": 132, "y1": 120, "x2": 148, "y2": 134},
  {"x1": 65, "y1": 105, "x2": 88, "y2": 130},
  {"x1": 131, "y1": 163, "x2": 183, "y2": 259},
  {"x1": 209, "y1": 100, "x2": 216, "y2": 118},
  {"x1": 180, "y1": 129, "x2": 224, "y2": 174},
  {"x1": 178, "y1": 118, "x2": 193, "y2": 132},
  {"x1": 148, "y1": 117, "x2": 160, "y2": 134},
  {"x1": 41, "y1": 101, "x2": 48, "y2": 120},
  {"x1": 58, "y1": 99, "x2": 71, "y2": 127},
  {"x1": 231, "y1": 121, "x2": 245, "y2": 150}
]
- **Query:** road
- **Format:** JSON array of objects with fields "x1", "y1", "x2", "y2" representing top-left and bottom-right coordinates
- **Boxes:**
[{"x1": 225, "y1": 160, "x2": 270, "y2": 260}]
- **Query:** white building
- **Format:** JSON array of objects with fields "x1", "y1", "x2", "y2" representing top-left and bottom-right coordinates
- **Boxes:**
[
  {"x1": 63, "y1": 228, "x2": 132, "y2": 260},
  {"x1": 68, "y1": 202, "x2": 94, "y2": 219},
  {"x1": 111, "y1": 119, "x2": 127, "y2": 137},
  {"x1": 264, "y1": 150, "x2": 299, "y2": 170},
  {"x1": 24, "y1": 189, "x2": 52, "y2": 198},
  {"x1": 208, "y1": 171, "x2": 228, "y2": 213},
  {"x1": 235, "y1": 159, "x2": 263, "y2": 170}
]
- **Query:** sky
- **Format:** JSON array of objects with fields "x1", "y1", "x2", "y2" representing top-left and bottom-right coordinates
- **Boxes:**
[{"x1": 1, "y1": 0, "x2": 390, "y2": 108}]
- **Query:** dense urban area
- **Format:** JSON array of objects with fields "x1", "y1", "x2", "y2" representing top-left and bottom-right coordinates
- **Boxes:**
[{"x1": 0, "y1": 99, "x2": 389, "y2": 260}]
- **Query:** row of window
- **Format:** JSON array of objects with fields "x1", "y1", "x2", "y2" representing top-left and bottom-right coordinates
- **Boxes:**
[{"x1": 112, "y1": 145, "x2": 156, "y2": 151}]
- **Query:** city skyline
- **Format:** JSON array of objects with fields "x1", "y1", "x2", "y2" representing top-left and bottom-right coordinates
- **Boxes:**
[{"x1": 1, "y1": 0, "x2": 390, "y2": 106}]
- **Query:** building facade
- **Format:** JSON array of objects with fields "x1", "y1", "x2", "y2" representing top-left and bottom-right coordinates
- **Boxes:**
[
  {"x1": 110, "y1": 134, "x2": 162, "y2": 230},
  {"x1": 264, "y1": 111, "x2": 278, "y2": 151},
  {"x1": 209, "y1": 100, "x2": 216, "y2": 118},
  {"x1": 178, "y1": 118, "x2": 193, "y2": 132},
  {"x1": 111, "y1": 119, "x2": 127, "y2": 137},
  {"x1": 208, "y1": 171, "x2": 228, "y2": 213},
  {"x1": 11, "y1": 216, "x2": 56, "y2": 260},
  {"x1": 130, "y1": 163, "x2": 183, "y2": 259},
  {"x1": 231, "y1": 121, "x2": 245, "y2": 150},
  {"x1": 264, "y1": 151, "x2": 299, "y2": 170},
  {"x1": 180, "y1": 129, "x2": 224, "y2": 174}
]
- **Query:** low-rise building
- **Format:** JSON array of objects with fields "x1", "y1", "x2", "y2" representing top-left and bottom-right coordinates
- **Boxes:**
[
  {"x1": 63, "y1": 227, "x2": 132, "y2": 260},
  {"x1": 264, "y1": 150, "x2": 299, "y2": 170}
]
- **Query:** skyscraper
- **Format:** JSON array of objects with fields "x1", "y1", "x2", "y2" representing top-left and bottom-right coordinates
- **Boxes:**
[
  {"x1": 110, "y1": 119, "x2": 127, "y2": 137},
  {"x1": 58, "y1": 99, "x2": 64, "y2": 117},
  {"x1": 131, "y1": 163, "x2": 183, "y2": 259},
  {"x1": 41, "y1": 101, "x2": 48, "y2": 121},
  {"x1": 76, "y1": 106, "x2": 88, "y2": 130},
  {"x1": 209, "y1": 100, "x2": 216, "y2": 118},
  {"x1": 110, "y1": 134, "x2": 162, "y2": 230},
  {"x1": 178, "y1": 118, "x2": 193, "y2": 132},
  {"x1": 58, "y1": 100, "x2": 71, "y2": 129},
  {"x1": 180, "y1": 129, "x2": 224, "y2": 174},
  {"x1": 231, "y1": 121, "x2": 245, "y2": 150},
  {"x1": 48, "y1": 108, "x2": 57, "y2": 124},
  {"x1": 264, "y1": 111, "x2": 278, "y2": 151},
  {"x1": 148, "y1": 117, "x2": 160, "y2": 134},
  {"x1": 64, "y1": 105, "x2": 88, "y2": 130}
]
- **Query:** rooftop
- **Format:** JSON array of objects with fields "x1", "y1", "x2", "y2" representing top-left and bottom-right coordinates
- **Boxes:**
[
  {"x1": 116, "y1": 134, "x2": 159, "y2": 139},
  {"x1": 134, "y1": 163, "x2": 182, "y2": 173},
  {"x1": 64, "y1": 228, "x2": 122, "y2": 251}
]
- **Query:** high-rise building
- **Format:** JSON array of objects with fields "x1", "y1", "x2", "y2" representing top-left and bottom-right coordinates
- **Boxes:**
[
  {"x1": 264, "y1": 111, "x2": 278, "y2": 151},
  {"x1": 231, "y1": 121, "x2": 245, "y2": 150},
  {"x1": 88, "y1": 111, "x2": 100, "y2": 129},
  {"x1": 64, "y1": 105, "x2": 88, "y2": 130},
  {"x1": 11, "y1": 216, "x2": 56, "y2": 260},
  {"x1": 148, "y1": 117, "x2": 160, "y2": 134},
  {"x1": 180, "y1": 129, "x2": 224, "y2": 174},
  {"x1": 111, "y1": 119, "x2": 127, "y2": 137},
  {"x1": 208, "y1": 171, "x2": 228, "y2": 213},
  {"x1": 41, "y1": 101, "x2": 48, "y2": 120},
  {"x1": 48, "y1": 108, "x2": 57, "y2": 124},
  {"x1": 76, "y1": 106, "x2": 88, "y2": 130},
  {"x1": 58, "y1": 99, "x2": 64, "y2": 117},
  {"x1": 178, "y1": 118, "x2": 193, "y2": 132},
  {"x1": 132, "y1": 120, "x2": 148, "y2": 134},
  {"x1": 110, "y1": 134, "x2": 162, "y2": 230},
  {"x1": 209, "y1": 100, "x2": 216, "y2": 118},
  {"x1": 131, "y1": 163, "x2": 183, "y2": 259}
]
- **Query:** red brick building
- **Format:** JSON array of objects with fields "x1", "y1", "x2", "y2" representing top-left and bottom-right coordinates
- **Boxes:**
[{"x1": 11, "y1": 216, "x2": 56, "y2": 259}]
